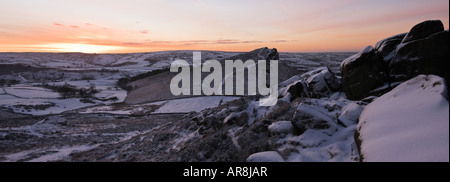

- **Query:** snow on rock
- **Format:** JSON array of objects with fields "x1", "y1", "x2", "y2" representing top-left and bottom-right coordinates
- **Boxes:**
[
  {"x1": 374, "y1": 33, "x2": 407, "y2": 62},
  {"x1": 223, "y1": 111, "x2": 249, "y2": 126},
  {"x1": 278, "y1": 67, "x2": 341, "y2": 100},
  {"x1": 268, "y1": 121, "x2": 294, "y2": 136},
  {"x1": 285, "y1": 81, "x2": 309, "y2": 100},
  {"x1": 338, "y1": 102, "x2": 364, "y2": 127},
  {"x1": 279, "y1": 75, "x2": 300, "y2": 88},
  {"x1": 284, "y1": 125, "x2": 360, "y2": 162},
  {"x1": 292, "y1": 102, "x2": 338, "y2": 135},
  {"x1": 288, "y1": 129, "x2": 329, "y2": 147},
  {"x1": 340, "y1": 46, "x2": 374, "y2": 69},
  {"x1": 302, "y1": 67, "x2": 341, "y2": 98},
  {"x1": 357, "y1": 75, "x2": 449, "y2": 162},
  {"x1": 246, "y1": 151, "x2": 284, "y2": 162},
  {"x1": 265, "y1": 94, "x2": 361, "y2": 162}
]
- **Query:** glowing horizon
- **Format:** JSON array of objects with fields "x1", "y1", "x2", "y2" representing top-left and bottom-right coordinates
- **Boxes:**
[{"x1": 0, "y1": 0, "x2": 448, "y2": 53}]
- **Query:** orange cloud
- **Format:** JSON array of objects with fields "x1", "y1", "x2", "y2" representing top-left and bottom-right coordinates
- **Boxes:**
[{"x1": 53, "y1": 22, "x2": 65, "y2": 27}]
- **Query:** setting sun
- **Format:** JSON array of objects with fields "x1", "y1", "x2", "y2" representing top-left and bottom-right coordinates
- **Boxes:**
[{"x1": 34, "y1": 43, "x2": 126, "y2": 53}]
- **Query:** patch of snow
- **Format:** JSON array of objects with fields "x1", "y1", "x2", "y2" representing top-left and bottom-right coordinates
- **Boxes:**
[
  {"x1": 0, "y1": 94, "x2": 51, "y2": 106},
  {"x1": 340, "y1": 46, "x2": 374, "y2": 68},
  {"x1": 153, "y1": 96, "x2": 240, "y2": 113},
  {"x1": 95, "y1": 90, "x2": 127, "y2": 102},
  {"x1": 338, "y1": 102, "x2": 364, "y2": 127},
  {"x1": 4, "y1": 128, "x2": 157, "y2": 162},
  {"x1": 169, "y1": 130, "x2": 199, "y2": 152},
  {"x1": 288, "y1": 130, "x2": 329, "y2": 147},
  {"x1": 246, "y1": 100, "x2": 268, "y2": 125},
  {"x1": 81, "y1": 106, "x2": 131, "y2": 115},
  {"x1": 0, "y1": 97, "x2": 95, "y2": 116},
  {"x1": 285, "y1": 125, "x2": 359, "y2": 162},
  {"x1": 247, "y1": 151, "x2": 284, "y2": 162},
  {"x1": 358, "y1": 75, "x2": 449, "y2": 162},
  {"x1": 28, "y1": 145, "x2": 99, "y2": 162},
  {"x1": 268, "y1": 121, "x2": 294, "y2": 135},
  {"x1": 80, "y1": 101, "x2": 165, "y2": 115},
  {"x1": 223, "y1": 111, "x2": 244, "y2": 124},
  {"x1": 228, "y1": 127, "x2": 243, "y2": 150},
  {"x1": 4, "y1": 86, "x2": 60, "y2": 99}
]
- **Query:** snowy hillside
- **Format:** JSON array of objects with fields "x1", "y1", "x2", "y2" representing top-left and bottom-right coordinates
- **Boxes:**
[{"x1": 1, "y1": 27, "x2": 447, "y2": 162}]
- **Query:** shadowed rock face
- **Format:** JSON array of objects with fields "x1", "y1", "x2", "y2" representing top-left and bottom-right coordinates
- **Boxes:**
[
  {"x1": 375, "y1": 33, "x2": 407, "y2": 62},
  {"x1": 340, "y1": 20, "x2": 449, "y2": 100},
  {"x1": 401, "y1": 20, "x2": 444, "y2": 44},
  {"x1": 340, "y1": 46, "x2": 386, "y2": 100},
  {"x1": 389, "y1": 30, "x2": 449, "y2": 84}
]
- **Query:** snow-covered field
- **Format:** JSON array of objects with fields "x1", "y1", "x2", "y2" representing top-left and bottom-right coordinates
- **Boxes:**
[
  {"x1": 3, "y1": 86, "x2": 59, "y2": 99},
  {"x1": 0, "y1": 95, "x2": 94, "y2": 115},
  {"x1": 0, "y1": 81, "x2": 126, "y2": 115},
  {"x1": 0, "y1": 51, "x2": 241, "y2": 76},
  {"x1": 79, "y1": 96, "x2": 241, "y2": 115},
  {"x1": 0, "y1": 51, "x2": 351, "y2": 115},
  {"x1": 0, "y1": 51, "x2": 249, "y2": 115}
]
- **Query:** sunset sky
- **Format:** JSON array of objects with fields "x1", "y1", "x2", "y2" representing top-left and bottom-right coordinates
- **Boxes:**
[{"x1": 0, "y1": 0, "x2": 448, "y2": 53}]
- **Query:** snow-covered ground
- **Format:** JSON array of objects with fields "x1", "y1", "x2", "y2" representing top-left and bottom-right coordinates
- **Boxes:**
[
  {"x1": 0, "y1": 51, "x2": 241, "y2": 77},
  {"x1": 358, "y1": 75, "x2": 449, "y2": 162},
  {"x1": 3, "y1": 86, "x2": 59, "y2": 99},
  {"x1": 80, "y1": 101, "x2": 165, "y2": 115},
  {"x1": 0, "y1": 95, "x2": 95, "y2": 115},
  {"x1": 1, "y1": 51, "x2": 365, "y2": 162},
  {"x1": 80, "y1": 96, "x2": 240, "y2": 115},
  {"x1": 0, "y1": 81, "x2": 126, "y2": 115},
  {"x1": 0, "y1": 51, "x2": 248, "y2": 115}
]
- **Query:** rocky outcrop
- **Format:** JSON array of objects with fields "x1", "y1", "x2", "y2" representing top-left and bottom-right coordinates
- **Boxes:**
[
  {"x1": 286, "y1": 81, "x2": 309, "y2": 101},
  {"x1": 173, "y1": 72, "x2": 361, "y2": 161},
  {"x1": 225, "y1": 47, "x2": 300, "y2": 92},
  {"x1": 302, "y1": 67, "x2": 341, "y2": 98},
  {"x1": 340, "y1": 46, "x2": 386, "y2": 100},
  {"x1": 341, "y1": 20, "x2": 449, "y2": 100},
  {"x1": 400, "y1": 20, "x2": 444, "y2": 44},
  {"x1": 389, "y1": 30, "x2": 449, "y2": 83},
  {"x1": 283, "y1": 67, "x2": 341, "y2": 100},
  {"x1": 375, "y1": 33, "x2": 407, "y2": 62}
]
